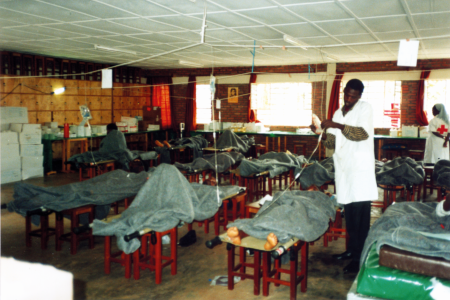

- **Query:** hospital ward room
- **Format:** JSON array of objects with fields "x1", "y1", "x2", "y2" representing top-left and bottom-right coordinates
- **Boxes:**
[{"x1": 2, "y1": 1, "x2": 450, "y2": 299}]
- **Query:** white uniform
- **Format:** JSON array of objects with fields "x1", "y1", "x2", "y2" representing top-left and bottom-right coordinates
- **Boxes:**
[
  {"x1": 328, "y1": 101, "x2": 378, "y2": 205},
  {"x1": 424, "y1": 117, "x2": 450, "y2": 164}
]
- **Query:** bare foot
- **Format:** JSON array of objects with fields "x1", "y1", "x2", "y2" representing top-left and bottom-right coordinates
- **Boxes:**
[
  {"x1": 227, "y1": 227, "x2": 241, "y2": 245},
  {"x1": 264, "y1": 233, "x2": 278, "y2": 250}
]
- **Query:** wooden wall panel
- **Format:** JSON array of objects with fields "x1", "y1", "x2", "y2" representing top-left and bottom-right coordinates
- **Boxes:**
[
  {"x1": 66, "y1": 111, "x2": 79, "y2": 124},
  {"x1": 36, "y1": 95, "x2": 51, "y2": 110},
  {"x1": 53, "y1": 111, "x2": 66, "y2": 125},
  {"x1": 52, "y1": 95, "x2": 65, "y2": 110},
  {"x1": 28, "y1": 111, "x2": 37, "y2": 123},
  {"x1": 37, "y1": 111, "x2": 51, "y2": 123},
  {"x1": 113, "y1": 97, "x2": 121, "y2": 110},
  {"x1": 113, "y1": 83, "x2": 123, "y2": 96},
  {"x1": 21, "y1": 94, "x2": 37, "y2": 111},
  {"x1": 50, "y1": 79, "x2": 65, "y2": 93},
  {"x1": 89, "y1": 81, "x2": 101, "y2": 96},
  {"x1": 65, "y1": 96, "x2": 79, "y2": 111},
  {"x1": 64, "y1": 79, "x2": 78, "y2": 95},
  {"x1": 88, "y1": 96, "x2": 101, "y2": 110},
  {"x1": 100, "y1": 97, "x2": 111, "y2": 110},
  {"x1": 101, "y1": 110, "x2": 112, "y2": 124},
  {"x1": 21, "y1": 77, "x2": 36, "y2": 92},
  {"x1": 3, "y1": 94, "x2": 21, "y2": 107},
  {"x1": 101, "y1": 86, "x2": 111, "y2": 96},
  {"x1": 90, "y1": 110, "x2": 102, "y2": 125},
  {"x1": 113, "y1": 111, "x2": 122, "y2": 122},
  {"x1": 36, "y1": 78, "x2": 52, "y2": 94}
]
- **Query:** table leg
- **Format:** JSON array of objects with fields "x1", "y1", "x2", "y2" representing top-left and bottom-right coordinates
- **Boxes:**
[
  {"x1": 378, "y1": 139, "x2": 382, "y2": 161},
  {"x1": 62, "y1": 140, "x2": 67, "y2": 172},
  {"x1": 284, "y1": 136, "x2": 287, "y2": 152},
  {"x1": 278, "y1": 137, "x2": 280, "y2": 152},
  {"x1": 144, "y1": 133, "x2": 148, "y2": 151},
  {"x1": 266, "y1": 137, "x2": 269, "y2": 153}
]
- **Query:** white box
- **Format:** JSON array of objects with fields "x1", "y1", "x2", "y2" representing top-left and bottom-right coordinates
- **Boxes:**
[
  {"x1": 22, "y1": 167, "x2": 44, "y2": 180},
  {"x1": 121, "y1": 116, "x2": 137, "y2": 126},
  {"x1": 20, "y1": 144, "x2": 43, "y2": 157},
  {"x1": 10, "y1": 123, "x2": 23, "y2": 133},
  {"x1": 402, "y1": 125, "x2": 418, "y2": 137},
  {"x1": 1, "y1": 168, "x2": 22, "y2": 184},
  {"x1": 19, "y1": 132, "x2": 42, "y2": 145},
  {"x1": 1, "y1": 155, "x2": 21, "y2": 171},
  {"x1": 44, "y1": 122, "x2": 58, "y2": 129},
  {"x1": 0, "y1": 107, "x2": 28, "y2": 124},
  {"x1": 22, "y1": 124, "x2": 42, "y2": 134},
  {"x1": 147, "y1": 125, "x2": 160, "y2": 130},
  {"x1": 419, "y1": 126, "x2": 429, "y2": 138},
  {"x1": 128, "y1": 125, "x2": 138, "y2": 133},
  {"x1": 21, "y1": 156, "x2": 44, "y2": 169},
  {"x1": 1, "y1": 132, "x2": 19, "y2": 145},
  {"x1": 389, "y1": 130, "x2": 399, "y2": 137},
  {"x1": 1, "y1": 144, "x2": 20, "y2": 158}
]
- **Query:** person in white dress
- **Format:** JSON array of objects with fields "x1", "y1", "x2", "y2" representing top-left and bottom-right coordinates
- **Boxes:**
[{"x1": 424, "y1": 103, "x2": 450, "y2": 165}]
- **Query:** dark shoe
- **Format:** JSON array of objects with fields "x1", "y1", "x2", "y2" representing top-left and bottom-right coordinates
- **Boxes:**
[
  {"x1": 343, "y1": 261, "x2": 360, "y2": 274},
  {"x1": 178, "y1": 230, "x2": 196, "y2": 247},
  {"x1": 332, "y1": 251, "x2": 353, "y2": 260}
]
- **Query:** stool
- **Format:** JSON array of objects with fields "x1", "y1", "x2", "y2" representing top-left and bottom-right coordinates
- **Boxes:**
[
  {"x1": 262, "y1": 241, "x2": 308, "y2": 300},
  {"x1": 62, "y1": 138, "x2": 88, "y2": 172},
  {"x1": 323, "y1": 209, "x2": 347, "y2": 248},
  {"x1": 104, "y1": 235, "x2": 132, "y2": 278},
  {"x1": 25, "y1": 211, "x2": 56, "y2": 250},
  {"x1": 408, "y1": 149, "x2": 424, "y2": 161},
  {"x1": 274, "y1": 171, "x2": 289, "y2": 190},
  {"x1": 132, "y1": 227, "x2": 177, "y2": 284},
  {"x1": 384, "y1": 150, "x2": 403, "y2": 160},
  {"x1": 214, "y1": 193, "x2": 246, "y2": 235},
  {"x1": 239, "y1": 173, "x2": 272, "y2": 203},
  {"x1": 293, "y1": 144, "x2": 306, "y2": 157},
  {"x1": 227, "y1": 243, "x2": 262, "y2": 295},
  {"x1": 79, "y1": 160, "x2": 115, "y2": 181},
  {"x1": 373, "y1": 185, "x2": 404, "y2": 212},
  {"x1": 55, "y1": 205, "x2": 95, "y2": 255},
  {"x1": 255, "y1": 144, "x2": 266, "y2": 158},
  {"x1": 423, "y1": 166, "x2": 440, "y2": 200}
]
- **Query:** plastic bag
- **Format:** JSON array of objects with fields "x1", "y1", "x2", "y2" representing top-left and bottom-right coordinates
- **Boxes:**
[
  {"x1": 210, "y1": 275, "x2": 241, "y2": 286},
  {"x1": 312, "y1": 114, "x2": 322, "y2": 133}
]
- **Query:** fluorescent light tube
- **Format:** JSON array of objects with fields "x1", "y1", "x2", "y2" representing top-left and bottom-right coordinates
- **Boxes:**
[
  {"x1": 179, "y1": 60, "x2": 203, "y2": 67},
  {"x1": 52, "y1": 87, "x2": 65, "y2": 95},
  {"x1": 94, "y1": 44, "x2": 136, "y2": 55},
  {"x1": 283, "y1": 34, "x2": 309, "y2": 50}
]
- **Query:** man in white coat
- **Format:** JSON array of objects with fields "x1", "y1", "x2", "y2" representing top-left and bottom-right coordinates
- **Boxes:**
[{"x1": 312, "y1": 79, "x2": 378, "y2": 274}]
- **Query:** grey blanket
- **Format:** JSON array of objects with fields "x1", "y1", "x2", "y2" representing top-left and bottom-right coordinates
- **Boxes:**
[
  {"x1": 215, "y1": 130, "x2": 255, "y2": 153},
  {"x1": 375, "y1": 157, "x2": 424, "y2": 186},
  {"x1": 298, "y1": 157, "x2": 335, "y2": 189},
  {"x1": 361, "y1": 202, "x2": 450, "y2": 266},
  {"x1": 155, "y1": 136, "x2": 208, "y2": 164},
  {"x1": 227, "y1": 191, "x2": 335, "y2": 243},
  {"x1": 238, "y1": 152, "x2": 307, "y2": 178},
  {"x1": 8, "y1": 170, "x2": 151, "y2": 225},
  {"x1": 92, "y1": 164, "x2": 242, "y2": 254},
  {"x1": 68, "y1": 130, "x2": 158, "y2": 170},
  {"x1": 175, "y1": 152, "x2": 244, "y2": 173},
  {"x1": 433, "y1": 159, "x2": 450, "y2": 188}
]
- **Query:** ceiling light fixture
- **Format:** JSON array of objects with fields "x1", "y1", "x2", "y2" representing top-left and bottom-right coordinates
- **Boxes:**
[
  {"x1": 179, "y1": 60, "x2": 203, "y2": 67},
  {"x1": 51, "y1": 87, "x2": 66, "y2": 95},
  {"x1": 94, "y1": 44, "x2": 136, "y2": 55},
  {"x1": 283, "y1": 34, "x2": 309, "y2": 50}
]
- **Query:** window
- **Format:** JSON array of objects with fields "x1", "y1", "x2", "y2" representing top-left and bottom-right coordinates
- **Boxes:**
[
  {"x1": 250, "y1": 82, "x2": 312, "y2": 126},
  {"x1": 340, "y1": 81, "x2": 401, "y2": 128},
  {"x1": 196, "y1": 84, "x2": 212, "y2": 124},
  {"x1": 425, "y1": 79, "x2": 450, "y2": 121}
]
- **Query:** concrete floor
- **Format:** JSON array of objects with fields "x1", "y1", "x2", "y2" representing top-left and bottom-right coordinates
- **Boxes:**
[{"x1": 0, "y1": 173, "x2": 439, "y2": 300}]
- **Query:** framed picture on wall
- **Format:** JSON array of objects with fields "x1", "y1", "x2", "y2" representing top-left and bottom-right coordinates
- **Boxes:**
[{"x1": 228, "y1": 87, "x2": 238, "y2": 103}]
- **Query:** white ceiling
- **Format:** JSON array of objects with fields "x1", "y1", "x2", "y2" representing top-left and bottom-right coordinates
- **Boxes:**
[{"x1": 0, "y1": 0, "x2": 449, "y2": 69}]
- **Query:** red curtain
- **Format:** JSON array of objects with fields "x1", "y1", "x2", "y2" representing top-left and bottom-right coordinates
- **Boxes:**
[
  {"x1": 416, "y1": 70, "x2": 430, "y2": 126},
  {"x1": 185, "y1": 75, "x2": 196, "y2": 135},
  {"x1": 248, "y1": 73, "x2": 257, "y2": 122},
  {"x1": 150, "y1": 76, "x2": 172, "y2": 130},
  {"x1": 327, "y1": 71, "x2": 344, "y2": 120}
]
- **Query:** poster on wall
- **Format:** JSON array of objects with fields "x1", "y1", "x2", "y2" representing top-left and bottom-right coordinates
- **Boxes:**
[{"x1": 228, "y1": 87, "x2": 238, "y2": 103}]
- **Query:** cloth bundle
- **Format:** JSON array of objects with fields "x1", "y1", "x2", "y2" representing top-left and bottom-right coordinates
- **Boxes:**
[
  {"x1": 238, "y1": 152, "x2": 307, "y2": 178},
  {"x1": 361, "y1": 202, "x2": 450, "y2": 266},
  {"x1": 68, "y1": 130, "x2": 157, "y2": 170},
  {"x1": 375, "y1": 157, "x2": 424, "y2": 186},
  {"x1": 227, "y1": 191, "x2": 335, "y2": 243},
  {"x1": 155, "y1": 135, "x2": 209, "y2": 164},
  {"x1": 433, "y1": 159, "x2": 450, "y2": 189},
  {"x1": 297, "y1": 157, "x2": 335, "y2": 189},
  {"x1": 8, "y1": 170, "x2": 152, "y2": 225},
  {"x1": 175, "y1": 152, "x2": 244, "y2": 173},
  {"x1": 92, "y1": 164, "x2": 242, "y2": 254},
  {"x1": 215, "y1": 129, "x2": 255, "y2": 154}
]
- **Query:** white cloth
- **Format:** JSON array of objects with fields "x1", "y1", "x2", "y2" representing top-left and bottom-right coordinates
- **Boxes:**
[
  {"x1": 436, "y1": 200, "x2": 450, "y2": 217},
  {"x1": 328, "y1": 101, "x2": 378, "y2": 205},
  {"x1": 424, "y1": 117, "x2": 450, "y2": 164}
]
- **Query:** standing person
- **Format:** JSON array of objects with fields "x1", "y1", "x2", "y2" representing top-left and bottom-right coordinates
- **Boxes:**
[
  {"x1": 310, "y1": 79, "x2": 378, "y2": 274},
  {"x1": 424, "y1": 104, "x2": 450, "y2": 165}
]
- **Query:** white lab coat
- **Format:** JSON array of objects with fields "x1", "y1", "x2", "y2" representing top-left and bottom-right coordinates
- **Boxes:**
[
  {"x1": 424, "y1": 117, "x2": 450, "y2": 164},
  {"x1": 328, "y1": 101, "x2": 378, "y2": 205}
]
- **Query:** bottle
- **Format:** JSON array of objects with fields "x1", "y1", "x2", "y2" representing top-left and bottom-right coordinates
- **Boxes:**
[
  {"x1": 64, "y1": 123, "x2": 70, "y2": 138},
  {"x1": 271, "y1": 246, "x2": 286, "y2": 259}
]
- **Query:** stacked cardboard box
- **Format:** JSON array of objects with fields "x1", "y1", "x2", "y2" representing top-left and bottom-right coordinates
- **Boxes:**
[{"x1": 1, "y1": 130, "x2": 21, "y2": 184}]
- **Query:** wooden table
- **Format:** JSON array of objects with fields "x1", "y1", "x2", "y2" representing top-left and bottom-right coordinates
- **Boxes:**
[{"x1": 374, "y1": 135, "x2": 426, "y2": 161}]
